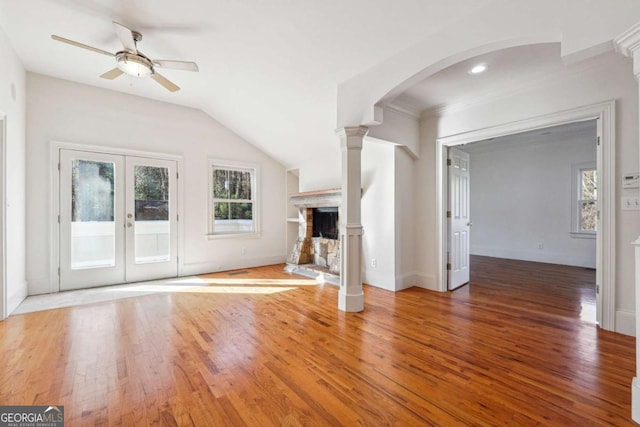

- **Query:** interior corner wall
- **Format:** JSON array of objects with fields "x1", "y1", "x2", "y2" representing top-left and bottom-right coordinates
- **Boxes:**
[
  {"x1": 395, "y1": 146, "x2": 416, "y2": 290},
  {"x1": 416, "y1": 52, "x2": 639, "y2": 334},
  {"x1": 361, "y1": 140, "x2": 396, "y2": 291},
  {"x1": 413, "y1": 116, "x2": 439, "y2": 290},
  {"x1": 466, "y1": 128, "x2": 597, "y2": 268},
  {"x1": 26, "y1": 73, "x2": 286, "y2": 296},
  {"x1": 0, "y1": 27, "x2": 27, "y2": 314}
]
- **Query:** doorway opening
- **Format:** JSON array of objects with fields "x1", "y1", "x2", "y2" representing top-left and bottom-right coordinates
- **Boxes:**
[
  {"x1": 436, "y1": 101, "x2": 615, "y2": 331},
  {"x1": 447, "y1": 120, "x2": 598, "y2": 323}
]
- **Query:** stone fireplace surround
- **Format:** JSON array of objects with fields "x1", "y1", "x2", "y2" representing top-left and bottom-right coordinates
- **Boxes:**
[{"x1": 285, "y1": 188, "x2": 341, "y2": 284}]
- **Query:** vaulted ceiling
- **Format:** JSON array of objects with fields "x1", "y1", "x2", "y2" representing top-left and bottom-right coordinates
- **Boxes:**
[{"x1": 0, "y1": 1, "x2": 637, "y2": 168}]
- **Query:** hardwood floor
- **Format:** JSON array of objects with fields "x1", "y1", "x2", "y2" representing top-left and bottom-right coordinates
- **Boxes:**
[{"x1": 0, "y1": 257, "x2": 635, "y2": 426}]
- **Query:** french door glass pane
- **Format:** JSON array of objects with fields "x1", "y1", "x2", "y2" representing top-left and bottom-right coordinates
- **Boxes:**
[
  {"x1": 134, "y1": 165, "x2": 170, "y2": 263},
  {"x1": 71, "y1": 159, "x2": 115, "y2": 269}
]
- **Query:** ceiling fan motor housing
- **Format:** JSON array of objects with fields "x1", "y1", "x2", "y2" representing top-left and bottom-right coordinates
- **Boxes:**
[{"x1": 115, "y1": 51, "x2": 154, "y2": 77}]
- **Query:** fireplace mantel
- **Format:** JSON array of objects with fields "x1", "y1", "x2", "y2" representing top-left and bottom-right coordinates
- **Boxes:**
[{"x1": 289, "y1": 188, "x2": 341, "y2": 208}]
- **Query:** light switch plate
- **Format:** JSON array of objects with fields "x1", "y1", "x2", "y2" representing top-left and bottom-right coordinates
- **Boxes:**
[{"x1": 622, "y1": 196, "x2": 640, "y2": 210}]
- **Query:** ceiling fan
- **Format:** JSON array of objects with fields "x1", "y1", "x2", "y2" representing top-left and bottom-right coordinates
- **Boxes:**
[{"x1": 51, "y1": 21, "x2": 199, "y2": 92}]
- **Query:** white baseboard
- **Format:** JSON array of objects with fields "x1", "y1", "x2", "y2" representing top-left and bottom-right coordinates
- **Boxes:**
[
  {"x1": 411, "y1": 272, "x2": 438, "y2": 291},
  {"x1": 633, "y1": 378, "x2": 640, "y2": 423},
  {"x1": 181, "y1": 254, "x2": 286, "y2": 277},
  {"x1": 471, "y1": 247, "x2": 596, "y2": 268},
  {"x1": 615, "y1": 309, "x2": 635, "y2": 337},
  {"x1": 363, "y1": 269, "x2": 395, "y2": 291},
  {"x1": 395, "y1": 273, "x2": 416, "y2": 291}
]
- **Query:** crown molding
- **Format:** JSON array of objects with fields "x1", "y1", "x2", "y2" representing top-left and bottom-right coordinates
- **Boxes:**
[
  {"x1": 384, "y1": 102, "x2": 420, "y2": 119},
  {"x1": 614, "y1": 22, "x2": 640, "y2": 77},
  {"x1": 614, "y1": 22, "x2": 640, "y2": 56}
]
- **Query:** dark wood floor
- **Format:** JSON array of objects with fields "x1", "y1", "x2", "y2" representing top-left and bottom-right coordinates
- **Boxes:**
[{"x1": 0, "y1": 256, "x2": 635, "y2": 426}]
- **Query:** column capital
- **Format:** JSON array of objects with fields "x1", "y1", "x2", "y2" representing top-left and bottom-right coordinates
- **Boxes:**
[
  {"x1": 335, "y1": 126, "x2": 369, "y2": 145},
  {"x1": 615, "y1": 22, "x2": 640, "y2": 78}
]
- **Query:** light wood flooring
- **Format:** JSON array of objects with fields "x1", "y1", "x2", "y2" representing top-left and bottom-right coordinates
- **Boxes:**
[{"x1": 0, "y1": 256, "x2": 635, "y2": 426}]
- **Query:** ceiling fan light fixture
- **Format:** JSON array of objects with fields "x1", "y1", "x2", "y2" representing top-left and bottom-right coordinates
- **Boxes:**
[{"x1": 115, "y1": 51, "x2": 153, "y2": 77}]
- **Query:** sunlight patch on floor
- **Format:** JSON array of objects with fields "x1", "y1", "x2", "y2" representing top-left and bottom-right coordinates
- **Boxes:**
[{"x1": 12, "y1": 275, "x2": 316, "y2": 315}]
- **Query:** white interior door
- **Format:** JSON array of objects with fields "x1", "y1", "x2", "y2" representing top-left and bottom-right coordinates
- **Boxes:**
[
  {"x1": 60, "y1": 149, "x2": 177, "y2": 291},
  {"x1": 448, "y1": 147, "x2": 471, "y2": 290}
]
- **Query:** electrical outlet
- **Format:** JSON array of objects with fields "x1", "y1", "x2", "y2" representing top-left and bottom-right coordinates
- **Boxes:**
[
  {"x1": 537, "y1": 243, "x2": 544, "y2": 249},
  {"x1": 371, "y1": 258, "x2": 377, "y2": 268},
  {"x1": 241, "y1": 247, "x2": 247, "y2": 255}
]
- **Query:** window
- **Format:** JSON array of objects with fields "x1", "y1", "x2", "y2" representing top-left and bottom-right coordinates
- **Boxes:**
[
  {"x1": 208, "y1": 161, "x2": 259, "y2": 237},
  {"x1": 571, "y1": 162, "x2": 597, "y2": 237}
]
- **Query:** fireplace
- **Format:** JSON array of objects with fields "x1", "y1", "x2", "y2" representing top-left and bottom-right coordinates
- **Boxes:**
[
  {"x1": 286, "y1": 189, "x2": 341, "y2": 281},
  {"x1": 313, "y1": 207, "x2": 338, "y2": 239}
]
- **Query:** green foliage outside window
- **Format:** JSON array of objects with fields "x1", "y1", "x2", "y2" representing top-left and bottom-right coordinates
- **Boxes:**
[
  {"x1": 212, "y1": 167, "x2": 254, "y2": 233},
  {"x1": 579, "y1": 169, "x2": 597, "y2": 232}
]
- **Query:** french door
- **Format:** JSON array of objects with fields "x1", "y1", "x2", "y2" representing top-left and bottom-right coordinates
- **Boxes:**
[{"x1": 59, "y1": 149, "x2": 178, "y2": 291}]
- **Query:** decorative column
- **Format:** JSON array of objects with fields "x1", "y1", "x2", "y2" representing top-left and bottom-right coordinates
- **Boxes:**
[
  {"x1": 614, "y1": 21, "x2": 640, "y2": 423},
  {"x1": 336, "y1": 126, "x2": 367, "y2": 312}
]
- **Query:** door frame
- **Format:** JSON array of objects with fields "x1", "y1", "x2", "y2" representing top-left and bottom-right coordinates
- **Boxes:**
[
  {"x1": 0, "y1": 114, "x2": 6, "y2": 320},
  {"x1": 50, "y1": 141, "x2": 184, "y2": 293},
  {"x1": 435, "y1": 100, "x2": 616, "y2": 331}
]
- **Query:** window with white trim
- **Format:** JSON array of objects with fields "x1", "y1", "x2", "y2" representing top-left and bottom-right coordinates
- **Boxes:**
[
  {"x1": 571, "y1": 162, "x2": 597, "y2": 237},
  {"x1": 208, "y1": 161, "x2": 258, "y2": 236}
]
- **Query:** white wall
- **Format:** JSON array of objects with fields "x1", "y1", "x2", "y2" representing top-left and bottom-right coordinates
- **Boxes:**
[
  {"x1": 26, "y1": 73, "x2": 286, "y2": 295},
  {"x1": 297, "y1": 136, "x2": 413, "y2": 292},
  {"x1": 0, "y1": 27, "x2": 27, "y2": 314},
  {"x1": 416, "y1": 52, "x2": 639, "y2": 334},
  {"x1": 462, "y1": 124, "x2": 597, "y2": 268},
  {"x1": 395, "y1": 146, "x2": 416, "y2": 289},
  {"x1": 361, "y1": 140, "x2": 396, "y2": 290}
]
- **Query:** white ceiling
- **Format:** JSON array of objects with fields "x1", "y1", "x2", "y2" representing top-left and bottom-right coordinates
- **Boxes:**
[
  {"x1": 0, "y1": 1, "x2": 630, "y2": 169},
  {"x1": 392, "y1": 43, "x2": 567, "y2": 114},
  {"x1": 0, "y1": 0, "x2": 496, "y2": 167}
]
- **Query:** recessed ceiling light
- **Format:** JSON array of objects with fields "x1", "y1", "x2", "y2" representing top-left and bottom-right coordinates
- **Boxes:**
[{"x1": 469, "y1": 64, "x2": 487, "y2": 75}]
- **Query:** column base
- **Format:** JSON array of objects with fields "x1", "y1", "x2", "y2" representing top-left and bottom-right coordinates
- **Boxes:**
[
  {"x1": 633, "y1": 377, "x2": 640, "y2": 422},
  {"x1": 338, "y1": 289, "x2": 364, "y2": 312}
]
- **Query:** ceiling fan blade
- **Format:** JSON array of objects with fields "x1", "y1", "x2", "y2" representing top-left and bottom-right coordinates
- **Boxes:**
[
  {"x1": 151, "y1": 72, "x2": 180, "y2": 92},
  {"x1": 51, "y1": 35, "x2": 114, "y2": 57},
  {"x1": 153, "y1": 60, "x2": 199, "y2": 72},
  {"x1": 100, "y1": 68, "x2": 124, "y2": 80},
  {"x1": 113, "y1": 21, "x2": 137, "y2": 53}
]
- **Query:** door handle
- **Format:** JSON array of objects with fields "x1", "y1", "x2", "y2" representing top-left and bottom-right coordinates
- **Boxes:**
[
  {"x1": 467, "y1": 221, "x2": 473, "y2": 227},
  {"x1": 127, "y1": 222, "x2": 133, "y2": 228}
]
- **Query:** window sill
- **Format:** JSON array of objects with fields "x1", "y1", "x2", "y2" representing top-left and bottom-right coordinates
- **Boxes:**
[
  {"x1": 207, "y1": 232, "x2": 261, "y2": 240},
  {"x1": 570, "y1": 231, "x2": 596, "y2": 239}
]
